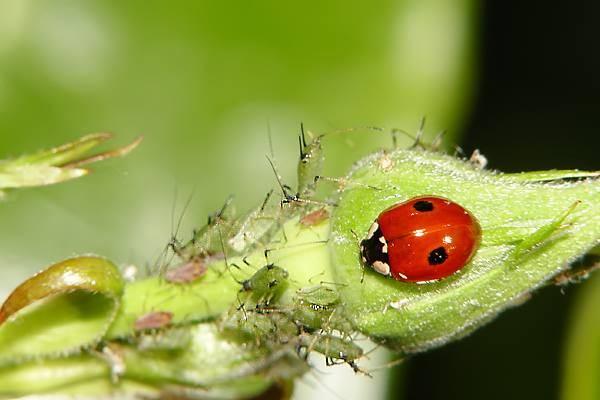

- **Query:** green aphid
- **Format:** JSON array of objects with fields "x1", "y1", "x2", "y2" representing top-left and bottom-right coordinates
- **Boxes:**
[
  {"x1": 292, "y1": 303, "x2": 332, "y2": 332},
  {"x1": 297, "y1": 333, "x2": 365, "y2": 373},
  {"x1": 292, "y1": 286, "x2": 339, "y2": 331},
  {"x1": 175, "y1": 196, "x2": 237, "y2": 259},
  {"x1": 228, "y1": 190, "x2": 282, "y2": 253},
  {"x1": 223, "y1": 309, "x2": 297, "y2": 346},
  {"x1": 241, "y1": 264, "x2": 289, "y2": 304},
  {"x1": 296, "y1": 285, "x2": 339, "y2": 306},
  {"x1": 297, "y1": 126, "x2": 325, "y2": 198}
]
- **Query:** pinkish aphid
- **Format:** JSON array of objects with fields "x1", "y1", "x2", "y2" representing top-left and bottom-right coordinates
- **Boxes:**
[
  {"x1": 165, "y1": 258, "x2": 207, "y2": 284},
  {"x1": 300, "y1": 208, "x2": 329, "y2": 227},
  {"x1": 134, "y1": 311, "x2": 173, "y2": 331}
]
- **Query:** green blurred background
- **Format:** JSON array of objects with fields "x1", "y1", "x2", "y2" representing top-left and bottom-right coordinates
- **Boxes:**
[{"x1": 0, "y1": 1, "x2": 598, "y2": 399}]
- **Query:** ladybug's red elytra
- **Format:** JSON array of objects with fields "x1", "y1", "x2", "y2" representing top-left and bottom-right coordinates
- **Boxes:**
[{"x1": 360, "y1": 196, "x2": 481, "y2": 283}]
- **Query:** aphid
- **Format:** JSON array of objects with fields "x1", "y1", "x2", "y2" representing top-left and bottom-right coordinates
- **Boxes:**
[
  {"x1": 228, "y1": 190, "x2": 281, "y2": 252},
  {"x1": 292, "y1": 285, "x2": 347, "y2": 332},
  {"x1": 171, "y1": 195, "x2": 237, "y2": 261},
  {"x1": 297, "y1": 123, "x2": 325, "y2": 198},
  {"x1": 360, "y1": 196, "x2": 481, "y2": 283},
  {"x1": 134, "y1": 311, "x2": 173, "y2": 331},
  {"x1": 299, "y1": 208, "x2": 329, "y2": 227},
  {"x1": 297, "y1": 333, "x2": 367, "y2": 375},
  {"x1": 296, "y1": 285, "x2": 339, "y2": 306},
  {"x1": 164, "y1": 257, "x2": 208, "y2": 284},
  {"x1": 469, "y1": 149, "x2": 488, "y2": 169},
  {"x1": 240, "y1": 263, "x2": 289, "y2": 304},
  {"x1": 266, "y1": 124, "x2": 338, "y2": 209}
]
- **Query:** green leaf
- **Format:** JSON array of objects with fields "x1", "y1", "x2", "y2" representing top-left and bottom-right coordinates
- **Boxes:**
[
  {"x1": 330, "y1": 148, "x2": 600, "y2": 353},
  {"x1": 0, "y1": 134, "x2": 142, "y2": 191},
  {"x1": 0, "y1": 256, "x2": 124, "y2": 365}
]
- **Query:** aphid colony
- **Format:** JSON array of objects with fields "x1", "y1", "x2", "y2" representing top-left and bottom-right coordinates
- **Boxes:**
[
  {"x1": 126, "y1": 125, "x2": 491, "y2": 376},
  {"x1": 126, "y1": 126, "x2": 368, "y2": 374}
]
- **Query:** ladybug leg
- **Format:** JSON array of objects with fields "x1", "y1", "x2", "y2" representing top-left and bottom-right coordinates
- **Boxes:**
[{"x1": 507, "y1": 201, "x2": 581, "y2": 268}]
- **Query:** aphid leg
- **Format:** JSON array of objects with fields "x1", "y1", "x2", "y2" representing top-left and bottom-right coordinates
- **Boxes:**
[
  {"x1": 508, "y1": 201, "x2": 581, "y2": 268},
  {"x1": 307, "y1": 271, "x2": 326, "y2": 284},
  {"x1": 430, "y1": 130, "x2": 446, "y2": 151},
  {"x1": 235, "y1": 292, "x2": 248, "y2": 321},
  {"x1": 350, "y1": 229, "x2": 367, "y2": 283},
  {"x1": 454, "y1": 145, "x2": 466, "y2": 158},
  {"x1": 159, "y1": 188, "x2": 197, "y2": 273},
  {"x1": 217, "y1": 226, "x2": 243, "y2": 281},
  {"x1": 408, "y1": 116, "x2": 426, "y2": 149},
  {"x1": 268, "y1": 141, "x2": 335, "y2": 208},
  {"x1": 96, "y1": 344, "x2": 126, "y2": 384}
]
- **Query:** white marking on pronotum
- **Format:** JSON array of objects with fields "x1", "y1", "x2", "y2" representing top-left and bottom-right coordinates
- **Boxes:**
[
  {"x1": 397, "y1": 272, "x2": 408, "y2": 280},
  {"x1": 378, "y1": 235, "x2": 388, "y2": 253},
  {"x1": 366, "y1": 221, "x2": 379, "y2": 239},
  {"x1": 372, "y1": 261, "x2": 390, "y2": 276}
]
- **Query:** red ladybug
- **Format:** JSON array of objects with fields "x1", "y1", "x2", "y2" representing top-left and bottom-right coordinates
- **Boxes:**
[{"x1": 360, "y1": 196, "x2": 481, "y2": 283}]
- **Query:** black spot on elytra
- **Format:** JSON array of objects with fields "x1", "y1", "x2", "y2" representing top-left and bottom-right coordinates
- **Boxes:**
[
  {"x1": 414, "y1": 200, "x2": 434, "y2": 212},
  {"x1": 428, "y1": 247, "x2": 448, "y2": 265}
]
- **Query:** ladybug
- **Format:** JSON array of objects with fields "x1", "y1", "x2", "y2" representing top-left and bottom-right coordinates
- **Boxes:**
[{"x1": 360, "y1": 196, "x2": 481, "y2": 283}]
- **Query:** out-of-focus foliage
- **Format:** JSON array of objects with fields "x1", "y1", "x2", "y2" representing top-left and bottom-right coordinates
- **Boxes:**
[{"x1": 562, "y1": 270, "x2": 600, "y2": 400}]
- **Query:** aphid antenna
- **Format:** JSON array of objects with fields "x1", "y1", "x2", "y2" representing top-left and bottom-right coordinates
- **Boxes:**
[
  {"x1": 365, "y1": 356, "x2": 406, "y2": 374},
  {"x1": 217, "y1": 226, "x2": 245, "y2": 286},
  {"x1": 174, "y1": 189, "x2": 196, "y2": 246},
  {"x1": 208, "y1": 194, "x2": 234, "y2": 226},
  {"x1": 318, "y1": 280, "x2": 348, "y2": 288},
  {"x1": 266, "y1": 155, "x2": 294, "y2": 200},
  {"x1": 259, "y1": 189, "x2": 275, "y2": 212},
  {"x1": 314, "y1": 175, "x2": 382, "y2": 191},
  {"x1": 267, "y1": 119, "x2": 275, "y2": 158},
  {"x1": 263, "y1": 240, "x2": 328, "y2": 259}
]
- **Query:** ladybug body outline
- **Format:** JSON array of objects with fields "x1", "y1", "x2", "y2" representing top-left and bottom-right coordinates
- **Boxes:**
[{"x1": 360, "y1": 196, "x2": 481, "y2": 283}]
